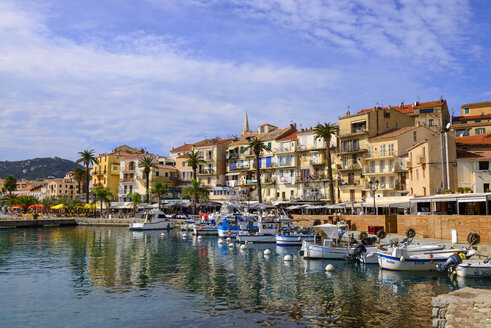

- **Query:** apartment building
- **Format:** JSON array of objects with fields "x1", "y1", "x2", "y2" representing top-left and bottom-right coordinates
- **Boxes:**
[
  {"x1": 195, "y1": 138, "x2": 232, "y2": 188},
  {"x1": 363, "y1": 126, "x2": 435, "y2": 199},
  {"x1": 45, "y1": 178, "x2": 80, "y2": 199},
  {"x1": 336, "y1": 106, "x2": 415, "y2": 203},
  {"x1": 295, "y1": 128, "x2": 337, "y2": 202},
  {"x1": 456, "y1": 132, "x2": 491, "y2": 193},
  {"x1": 460, "y1": 101, "x2": 491, "y2": 117},
  {"x1": 225, "y1": 121, "x2": 297, "y2": 203},
  {"x1": 452, "y1": 101, "x2": 491, "y2": 137},
  {"x1": 406, "y1": 132, "x2": 457, "y2": 196}
]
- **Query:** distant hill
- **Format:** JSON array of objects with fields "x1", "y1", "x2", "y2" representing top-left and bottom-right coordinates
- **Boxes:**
[{"x1": 0, "y1": 157, "x2": 80, "y2": 180}]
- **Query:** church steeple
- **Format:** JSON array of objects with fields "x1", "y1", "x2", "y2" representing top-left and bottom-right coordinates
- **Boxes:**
[{"x1": 242, "y1": 111, "x2": 250, "y2": 135}]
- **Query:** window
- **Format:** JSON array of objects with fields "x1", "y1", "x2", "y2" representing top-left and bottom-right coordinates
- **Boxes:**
[
  {"x1": 457, "y1": 130, "x2": 470, "y2": 137},
  {"x1": 156, "y1": 171, "x2": 159, "y2": 176},
  {"x1": 388, "y1": 144, "x2": 394, "y2": 156},
  {"x1": 380, "y1": 144, "x2": 386, "y2": 156},
  {"x1": 370, "y1": 161, "x2": 375, "y2": 173},
  {"x1": 423, "y1": 165, "x2": 426, "y2": 177},
  {"x1": 478, "y1": 161, "x2": 489, "y2": 170},
  {"x1": 268, "y1": 142, "x2": 271, "y2": 150},
  {"x1": 165, "y1": 172, "x2": 168, "y2": 177},
  {"x1": 380, "y1": 160, "x2": 385, "y2": 172},
  {"x1": 386, "y1": 122, "x2": 389, "y2": 128},
  {"x1": 390, "y1": 176, "x2": 395, "y2": 188},
  {"x1": 389, "y1": 159, "x2": 394, "y2": 172},
  {"x1": 207, "y1": 177, "x2": 211, "y2": 184},
  {"x1": 416, "y1": 169, "x2": 419, "y2": 180},
  {"x1": 368, "y1": 146, "x2": 374, "y2": 158},
  {"x1": 380, "y1": 177, "x2": 386, "y2": 188},
  {"x1": 413, "y1": 131, "x2": 417, "y2": 142},
  {"x1": 343, "y1": 156, "x2": 348, "y2": 169},
  {"x1": 476, "y1": 128, "x2": 486, "y2": 135},
  {"x1": 429, "y1": 119, "x2": 434, "y2": 126},
  {"x1": 422, "y1": 147, "x2": 426, "y2": 157},
  {"x1": 464, "y1": 107, "x2": 470, "y2": 115}
]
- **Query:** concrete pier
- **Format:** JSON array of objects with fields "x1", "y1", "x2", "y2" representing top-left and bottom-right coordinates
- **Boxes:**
[
  {"x1": 0, "y1": 218, "x2": 77, "y2": 228},
  {"x1": 432, "y1": 288, "x2": 491, "y2": 328}
]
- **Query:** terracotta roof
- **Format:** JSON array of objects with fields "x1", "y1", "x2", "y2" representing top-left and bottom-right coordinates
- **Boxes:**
[
  {"x1": 457, "y1": 150, "x2": 491, "y2": 160},
  {"x1": 228, "y1": 126, "x2": 296, "y2": 147},
  {"x1": 194, "y1": 138, "x2": 232, "y2": 147},
  {"x1": 297, "y1": 128, "x2": 316, "y2": 134},
  {"x1": 358, "y1": 99, "x2": 446, "y2": 115},
  {"x1": 120, "y1": 153, "x2": 153, "y2": 160},
  {"x1": 171, "y1": 143, "x2": 193, "y2": 153},
  {"x1": 461, "y1": 101, "x2": 491, "y2": 109},
  {"x1": 453, "y1": 114, "x2": 491, "y2": 122},
  {"x1": 456, "y1": 133, "x2": 491, "y2": 145},
  {"x1": 369, "y1": 126, "x2": 421, "y2": 141},
  {"x1": 278, "y1": 131, "x2": 298, "y2": 141},
  {"x1": 258, "y1": 123, "x2": 277, "y2": 128}
]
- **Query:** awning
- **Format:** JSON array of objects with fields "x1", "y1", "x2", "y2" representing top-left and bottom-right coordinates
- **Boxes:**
[
  {"x1": 457, "y1": 197, "x2": 488, "y2": 203},
  {"x1": 411, "y1": 198, "x2": 457, "y2": 203}
]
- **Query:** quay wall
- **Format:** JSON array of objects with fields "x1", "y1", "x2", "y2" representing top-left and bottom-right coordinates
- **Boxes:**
[
  {"x1": 291, "y1": 214, "x2": 491, "y2": 242},
  {"x1": 0, "y1": 218, "x2": 77, "y2": 229}
]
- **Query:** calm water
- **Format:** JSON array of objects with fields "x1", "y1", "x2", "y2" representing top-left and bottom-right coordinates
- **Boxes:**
[{"x1": 0, "y1": 227, "x2": 489, "y2": 328}]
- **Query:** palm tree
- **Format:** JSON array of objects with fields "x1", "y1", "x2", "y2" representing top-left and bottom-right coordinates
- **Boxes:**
[
  {"x1": 186, "y1": 150, "x2": 205, "y2": 179},
  {"x1": 138, "y1": 156, "x2": 157, "y2": 203},
  {"x1": 128, "y1": 192, "x2": 142, "y2": 215},
  {"x1": 76, "y1": 150, "x2": 99, "y2": 203},
  {"x1": 15, "y1": 196, "x2": 38, "y2": 213},
  {"x1": 245, "y1": 137, "x2": 270, "y2": 204},
  {"x1": 0, "y1": 193, "x2": 18, "y2": 206},
  {"x1": 2, "y1": 175, "x2": 17, "y2": 195},
  {"x1": 93, "y1": 187, "x2": 113, "y2": 216},
  {"x1": 71, "y1": 167, "x2": 86, "y2": 194},
  {"x1": 58, "y1": 196, "x2": 83, "y2": 211},
  {"x1": 182, "y1": 179, "x2": 209, "y2": 215},
  {"x1": 150, "y1": 181, "x2": 170, "y2": 210},
  {"x1": 314, "y1": 122, "x2": 339, "y2": 204},
  {"x1": 40, "y1": 196, "x2": 58, "y2": 209}
]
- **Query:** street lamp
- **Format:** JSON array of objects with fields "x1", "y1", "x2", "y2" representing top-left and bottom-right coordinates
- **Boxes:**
[{"x1": 369, "y1": 178, "x2": 379, "y2": 215}]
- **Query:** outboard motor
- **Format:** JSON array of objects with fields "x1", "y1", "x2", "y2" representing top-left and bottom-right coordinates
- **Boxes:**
[
  {"x1": 437, "y1": 253, "x2": 464, "y2": 272},
  {"x1": 347, "y1": 244, "x2": 367, "y2": 261}
]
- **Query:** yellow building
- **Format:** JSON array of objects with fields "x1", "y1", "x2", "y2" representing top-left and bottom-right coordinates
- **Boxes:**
[
  {"x1": 363, "y1": 126, "x2": 435, "y2": 198},
  {"x1": 460, "y1": 100, "x2": 491, "y2": 117},
  {"x1": 336, "y1": 106, "x2": 415, "y2": 203}
]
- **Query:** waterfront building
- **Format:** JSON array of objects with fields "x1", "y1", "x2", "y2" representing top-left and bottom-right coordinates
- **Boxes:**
[
  {"x1": 118, "y1": 154, "x2": 179, "y2": 203},
  {"x1": 406, "y1": 132, "x2": 457, "y2": 196},
  {"x1": 45, "y1": 177, "x2": 80, "y2": 199},
  {"x1": 336, "y1": 106, "x2": 414, "y2": 203},
  {"x1": 452, "y1": 101, "x2": 491, "y2": 137},
  {"x1": 363, "y1": 126, "x2": 435, "y2": 198},
  {"x1": 295, "y1": 128, "x2": 337, "y2": 202},
  {"x1": 460, "y1": 100, "x2": 491, "y2": 117},
  {"x1": 225, "y1": 120, "x2": 297, "y2": 203},
  {"x1": 91, "y1": 146, "x2": 143, "y2": 201},
  {"x1": 456, "y1": 132, "x2": 491, "y2": 193},
  {"x1": 194, "y1": 138, "x2": 232, "y2": 188},
  {"x1": 389, "y1": 99, "x2": 450, "y2": 134}
]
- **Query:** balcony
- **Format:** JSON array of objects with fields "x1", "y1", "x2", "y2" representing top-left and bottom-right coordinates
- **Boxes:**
[
  {"x1": 227, "y1": 152, "x2": 239, "y2": 160},
  {"x1": 297, "y1": 175, "x2": 328, "y2": 183},
  {"x1": 405, "y1": 161, "x2": 412, "y2": 169},
  {"x1": 310, "y1": 157, "x2": 325, "y2": 165},
  {"x1": 203, "y1": 156, "x2": 215, "y2": 162},
  {"x1": 338, "y1": 180, "x2": 362, "y2": 188},
  {"x1": 121, "y1": 166, "x2": 135, "y2": 172},
  {"x1": 197, "y1": 169, "x2": 215, "y2": 175},
  {"x1": 339, "y1": 163, "x2": 362, "y2": 171},
  {"x1": 337, "y1": 147, "x2": 366, "y2": 155},
  {"x1": 228, "y1": 163, "x2": 254, "y2": 171},
  {"x1": 275, "y1": 147, "x2": 295, "y2": 154},
  {"x1": 417, "y1": 156, "x2": 426, "y2": 164},
  {"x1": 120, "y1": 178, "x2": 134, "y2": 184}
]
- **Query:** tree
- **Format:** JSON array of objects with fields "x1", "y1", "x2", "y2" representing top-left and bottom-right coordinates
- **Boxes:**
[
  {"x1": 40, "y1": 196, "x2": 58, "y2": 209},
  {"x1": 128, "y1": 192, "x2": 142, "y2": 215},
  {"x1": 182, "y1": 179, "x2": 209, "y2": 215},
  {"x1": 2, "y1": 175, "x2": 17, "y2": 195},
  {"x1": 71, "y1": 166, "x2": 86, "y2": 194},
  {"x1": 314, "y1": 122, "x2": 339, "y2": 204},
  {"x1": 93, "y1": 187, "x2": 113, "y2": 215},
  {"x1": 0, "y1": 193, "x2": 18, "y2": 206},
  {"x1": 58, "y1": 196, "x2": 83, "y2": 211},
  {"x1": 76, "y1": 150, "x2": 99, "y2": 203},
  {"x1": 186, "y1": 150, "x2": 205, "y2": 180},
  {"x1": 245, "y1": 137, "x2": 270, "y2": 204},
  {"x1": 150, "y1": 181, "x2": 170, "y2": 210},
  {"x1": 138, "y1": 156, "x2": 157, "y2": 203},
  {"x1": 15, "y1": 196, "x2": 38, "y2": 213}
]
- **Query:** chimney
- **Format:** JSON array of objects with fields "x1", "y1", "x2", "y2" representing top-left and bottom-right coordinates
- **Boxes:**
[{"x1": 400, "y1": 101, "x2": 404, "y2": 109}]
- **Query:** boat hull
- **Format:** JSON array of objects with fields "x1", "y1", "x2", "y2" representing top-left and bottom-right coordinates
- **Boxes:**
[
  {"x1": 301, "y1": 243, "x2": 349, "y2": 259},
  {"x1": 456, "y1": 261, "x2": 491, "y2": 277},
  {"x1": 129, "y1": 221, "x2": 175, "y2": 231},
  {"x1": 236, "y1": 235, "x2": 276, "y2": 243},
  {"x1": 377, "y1": 253, "x2": 446, "y2": 271},
  {"x1": 217, "y1": 226, "x2": 240, "y2": 238},
  {"x1": 276, "y1": 234, "x2": 314, "y2": 246},
  {"x1": 193, "y1": 227, "x2": 218, "y2": 236}
]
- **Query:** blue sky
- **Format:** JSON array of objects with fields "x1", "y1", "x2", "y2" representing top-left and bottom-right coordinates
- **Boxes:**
[{"x1": 1, "y1": 0, "x2": 490, "y2": 161}]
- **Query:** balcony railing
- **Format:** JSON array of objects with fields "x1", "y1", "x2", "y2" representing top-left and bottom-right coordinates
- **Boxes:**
[
  {"x1": 297, "y1": 175, "x2": 328, "y2": 182},
  {"x1": 198, "y1": 169, "x2": 215, "y2": 175}
]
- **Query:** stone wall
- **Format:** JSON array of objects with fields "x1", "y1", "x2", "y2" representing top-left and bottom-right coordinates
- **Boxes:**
[
  {"x1": 290, "y1": 214, "x2": 398, "y2": 233},
  {"x1": 432, "y1": 287, "x2": 491, "y2": 328},
  {"x1": 397, "y1": 215, "x2": 491, "y2": 243}
]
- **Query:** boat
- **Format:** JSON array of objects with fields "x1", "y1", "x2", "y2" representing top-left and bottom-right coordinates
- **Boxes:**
[
  {"x1": 236, "y1": 219, "x2": 283, "y2": 244},
  {"x1": 192, "y1": 222, "x2": 218, "y2": 236},
  {"x1": 300, "y1": 223, "x2": 363, "y2": 259},
  {"x1": 378, "y1": 247, "x2": 476, "y2": 271},
  {"x1": 456, "y1": 258, "x2": 491, "y2": 277},
  {"x1": 129, "y1": 209, "x2": 175, "y2": 231},
  {"x1": 360, "y1": 243, "x2": 446, "y2": 264},
  {"x1": 217, "y1": 215, "x2": 257, "y2": 238},
  {"x1": 276, "y1": 227, "x2": 315, "y2": 246}
]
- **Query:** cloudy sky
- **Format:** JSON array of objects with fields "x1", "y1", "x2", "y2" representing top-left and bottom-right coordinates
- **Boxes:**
[{"x1": 1, "y1": 0, "x2": 490, "y2": 161}]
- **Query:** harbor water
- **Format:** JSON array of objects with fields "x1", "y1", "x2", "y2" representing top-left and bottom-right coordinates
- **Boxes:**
[{"x1": 0, "y1": 226, "x2": 489, "y2": 327}]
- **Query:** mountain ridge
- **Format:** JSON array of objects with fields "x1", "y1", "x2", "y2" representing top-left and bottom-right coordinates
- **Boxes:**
[{"x1": 0, "y1": 157, "x2": 80, "y2": 180}]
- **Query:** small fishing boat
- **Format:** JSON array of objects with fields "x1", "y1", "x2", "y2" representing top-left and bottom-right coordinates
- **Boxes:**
[
  {"x1": 236, "y1": 220, "x2": 282, "y2": 243},
  {"x1": 456, "y1": 258, "x2": 491, "y2": 277},
  {"x1": 360, "y1": 243, "x2": 446, "y2": 264},
  {"x1": 129, "y1": 209, "x2": 175, "y2": 231},
  {"x1": 378, "y1": 247, "x2": 476, "y2": 271},
  {"x1": 192, "y1": 222, "x2": 218, "y2": 236},
  {"x1": 217, "y1": 214, "x2": 258, "y2": 238},
  {"x1": 276, "y1": 233, "x2": 315, "y2": 246}
]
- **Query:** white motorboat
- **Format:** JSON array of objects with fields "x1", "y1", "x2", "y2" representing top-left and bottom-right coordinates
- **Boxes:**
[
  {"x1": 129, "y1": 209, "x2": 175, "y2": 231},
  {"x1": 360, "y1": 243, "x2": 446, "y2": 264},
  {"x1": 236, "y1": 220, "x2": 281, "y2": 243},
  {"x1": 192, "y1": 223, "x2": 218, "y2": 236},
  {"x1": 456, "y1": 258, "x2": 491, "y2": 277},
  {"x1": 378, "y1": 247, "x2": 476, "y2": 271},
  {"x1": 276, "y1": 233, "x2": 315, "y2": 246}
]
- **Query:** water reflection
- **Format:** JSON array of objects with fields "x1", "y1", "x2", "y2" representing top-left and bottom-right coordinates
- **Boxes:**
[{"x1": 0, "y1": 227, "x2": 490, "y2": 327}]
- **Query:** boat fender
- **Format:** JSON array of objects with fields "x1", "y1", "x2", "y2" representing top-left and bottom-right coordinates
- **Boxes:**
[
  {"x1": 325, "y1": 264, "x2": 335, "y2": 272},
  {"x1": 283, "y1": 255, "x2": 293, "y2": 261},
  {"x1": 264, "y1": 249, "x2": 272, "y2": 255},
  {"x1": 376, "y1": 230, "x2": 387, "y2": 240},
  {"x1": 467, "y1": 232, "x2": 480, "y2": 246},
  {"x1": 240, "y1": 244, "x2": 247, "y2": 250},
  {"x1": 298, "y1": 237, "x2": 302, "y2": 241},
  {"x1": 359, "y1": 232, "x2": 368, "y2": 241},
  {"x1": 400, "y1": 256, "x2": 405, "y2": 262},
  {"x1": 197, "y1": 236, "x2": 202, "y2": 240},
  {"x1": 228, "y1": 243, "x2": 234, "y2": 248}
]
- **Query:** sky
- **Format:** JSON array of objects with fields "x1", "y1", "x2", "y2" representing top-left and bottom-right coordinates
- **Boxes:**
[{"x1": 1, "y1": 0, "x2": 490, "y2": 161}]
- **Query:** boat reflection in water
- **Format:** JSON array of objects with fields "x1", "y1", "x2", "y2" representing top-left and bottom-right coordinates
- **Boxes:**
[{"x1": 0, "y1": 227, "x2": 488, "y2": 328}]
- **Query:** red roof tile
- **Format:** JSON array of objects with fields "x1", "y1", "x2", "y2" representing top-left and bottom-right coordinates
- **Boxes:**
[
  {"x1": 278, "y1": 131, "x2": 298, "y2": 141},
  {"x1": 453, "y1": 114, "x2": 491, "y2": 122},
  {"x1": 456, "y1": 132, "x2": 491, "y2": 145},
  {"x1": 156, "y1": 164, "x2": 177, "y2": 170},
  {"x1": 369, "y1": 126, "x2": 423, "y2": 141},
  {"x1": 358, "y1": 100, "x2": 446, "y2": 115},
  {"x1": 461, "y1": 101, "x2": 491, "y2": 109},
  {"x1": 171, "y1": 144, "x2": 193, "y2": 152},
  {"x1": 457, "y1": 150, "x2": 491, "y2": 159}
]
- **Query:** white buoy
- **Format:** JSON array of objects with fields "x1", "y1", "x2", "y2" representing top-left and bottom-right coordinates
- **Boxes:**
[
  {"x1": 283, "y1": 255, "x2": 293, "y2": 261},
  {"x1": 160, "y1": 233, "x2": 166, "y2": 237},
  {"x1": 400, "y1": 256, "x2": 405, "y2": 262},
  {"x1": 226, "y1": 237, "x2": 231, "y2": 242},
  {"x1": 228, "y1": 243, "x2": 234, "y2": 248},
  {"x1": 197, "y1": 236, "x2": 203, "y2": 240},
  {"x1": 325, "y1": 264, "x2": 335, "y2": 272},
  {"x1": 182, "y1": 233, "x2": 188, "y2": 238},
  {"x1": 240, "y1": 244, "x2": 247, "y2": 250},
  {"x1": 264, "y1": 249, "x2": 272, "y2": 256},
  {"x1": 218, "y1": 239, "x2": 225, "y2": 244}
]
